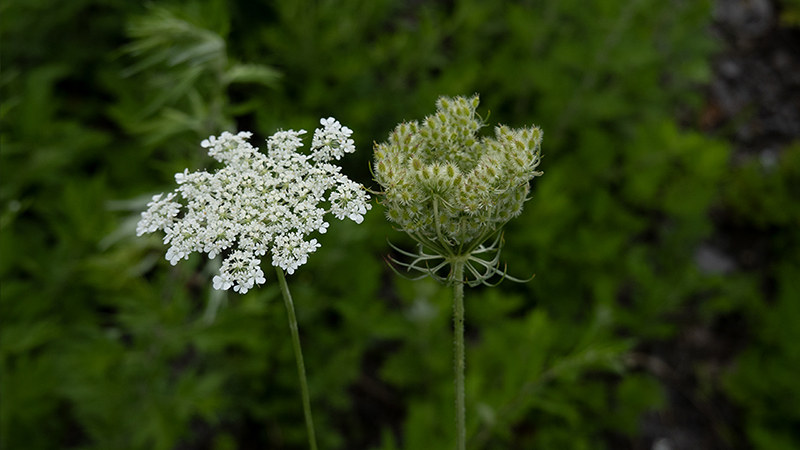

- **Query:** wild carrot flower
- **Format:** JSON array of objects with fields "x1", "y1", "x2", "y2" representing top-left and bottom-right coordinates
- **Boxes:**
[
  {"x1": 374, "y1": 94, "x2": 544, "y2": 450},
  {"x1": 373, "y1": 95, "x2": 542, "y2": 285},
  {"x1": 137, "y1": 118, "x2": 371, "y2": 294}
]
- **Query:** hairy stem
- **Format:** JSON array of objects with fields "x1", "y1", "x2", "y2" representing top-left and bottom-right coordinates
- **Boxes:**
[
  {"x1": 452, "y1": 260, "x2": 466, "y2": 450},
  {"x1": 276, "y1": 267, "x2": 318, "y2": 450}
]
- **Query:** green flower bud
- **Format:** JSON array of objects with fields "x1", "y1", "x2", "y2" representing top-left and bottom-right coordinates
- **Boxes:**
[{"x1": 374, "y1": 95, "x2": 542, "y2": 285}]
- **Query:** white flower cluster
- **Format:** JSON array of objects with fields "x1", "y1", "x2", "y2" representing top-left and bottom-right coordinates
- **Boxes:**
[{"x1": 137, "y1": 118, "x2": 371, "y2": 294}]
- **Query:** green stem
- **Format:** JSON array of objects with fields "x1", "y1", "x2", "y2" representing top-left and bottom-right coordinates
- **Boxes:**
[
  {"x1": 275, "y1": 267, "x2": 319, "y2": 450},
  {"x1": 452, "y1": 260, "x2": 466, "y2": 450}
]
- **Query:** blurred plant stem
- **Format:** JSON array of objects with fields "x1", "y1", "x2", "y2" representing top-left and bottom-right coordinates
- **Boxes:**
[
  {"x1": 276, "y1": 267, "x2": 318, "y2": 450},
  {"x1": 453, "y1": 260, "x2": 466, "y2": 450}
]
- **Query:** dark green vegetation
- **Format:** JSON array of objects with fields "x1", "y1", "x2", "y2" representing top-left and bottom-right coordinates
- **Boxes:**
[{"x1": 2, "y1": 0, "x2": 798, "y2": 449}]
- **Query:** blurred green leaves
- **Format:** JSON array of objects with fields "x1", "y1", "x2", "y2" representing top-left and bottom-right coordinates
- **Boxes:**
[
  {"x1": 114, "y1": 3, "x2": 280, "y2": 148},
  {"x1": 721, "y1": 143, "x2": 800, "y2": 450}
]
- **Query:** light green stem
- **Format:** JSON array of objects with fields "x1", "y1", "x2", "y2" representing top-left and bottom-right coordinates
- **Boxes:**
[
  {"x1": 275, "y1": 267, "x2": 318, "y2": 450},
  {"x1": 452, "y1": 260, "x2": 466, "y2": 450}
]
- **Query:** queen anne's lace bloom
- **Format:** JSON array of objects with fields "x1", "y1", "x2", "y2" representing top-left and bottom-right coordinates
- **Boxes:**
[{"x1": 137, "y1": 118, "x2": 372, "y2": 293}]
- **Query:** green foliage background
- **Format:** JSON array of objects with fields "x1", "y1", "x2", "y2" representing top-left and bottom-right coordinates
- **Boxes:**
[{"x1": 2, "y1": 0, "x2": 798, "y2": 449}]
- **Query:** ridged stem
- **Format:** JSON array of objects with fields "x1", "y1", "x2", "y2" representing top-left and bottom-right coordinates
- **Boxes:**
[
  {"x1": 452, "y1": 260, "x2": 466, "y2": 450},
  {"x1": 275, "y1": 267, "x2": 318, "y2": 450}
]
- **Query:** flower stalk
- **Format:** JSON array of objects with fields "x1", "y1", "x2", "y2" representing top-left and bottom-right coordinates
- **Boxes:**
[
  {"x1": 452, "y1": 260, "x2": 466, "y2": 450},
  {"x1": 374, "y1": 95, "x2": 543, "y2": 447},
  {"x1": 276, "y1": 267, "x2": 318, "y2": 450},
  {"x1": 137, "y1": 118, "x2": 372, "y2": 450}
]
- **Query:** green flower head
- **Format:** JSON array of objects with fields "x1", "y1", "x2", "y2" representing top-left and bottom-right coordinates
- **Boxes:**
[{"x1": 374, "y1": 95, "x2": 543, "y2": 285}]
